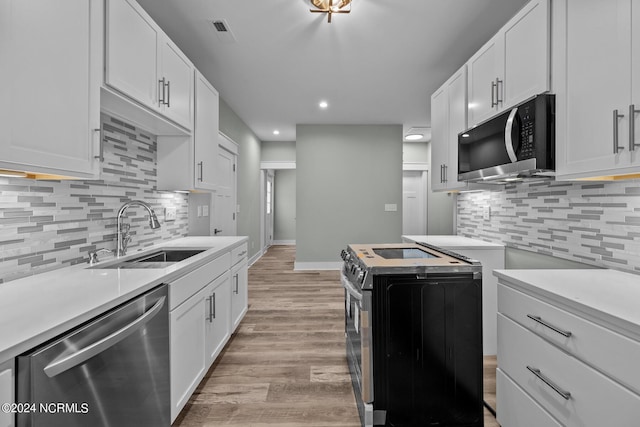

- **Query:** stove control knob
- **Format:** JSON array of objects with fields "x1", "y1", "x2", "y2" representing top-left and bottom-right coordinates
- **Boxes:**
[{"x1": 357, "y1": 271, "x2": 365, "y2": 283}]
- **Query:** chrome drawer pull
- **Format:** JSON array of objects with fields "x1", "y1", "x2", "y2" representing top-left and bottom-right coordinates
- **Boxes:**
[
  {"x1": 526, "y1": 314, "x2": 572, "y2": 337},
  {"x1": 526, "y1": 366, "x2": 571, "y2": 400}
]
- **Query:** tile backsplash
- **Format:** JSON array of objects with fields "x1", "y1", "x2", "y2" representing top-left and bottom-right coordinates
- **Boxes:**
[
  {"x1": 0, "y1": 114, "x2": 189, "y2": 284},
  {"x1": 457, "y1": 179, "x2": 640, "y2": 274}
]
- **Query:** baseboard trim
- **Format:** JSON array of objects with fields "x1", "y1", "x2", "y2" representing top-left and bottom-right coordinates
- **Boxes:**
[
  {"x1": 272, "y1": 240, "x2": 296, "y2": 245},
  {"x1": 249, "y1": 250, "x2": 263, "y2": 267},
  {"x1": 294, "y1": 261, "x2": 342, "y2": 271}
]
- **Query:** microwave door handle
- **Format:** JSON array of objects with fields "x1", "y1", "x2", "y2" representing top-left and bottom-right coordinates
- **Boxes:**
[{"x1": 505, "y1": 107, "x2": 519, "y2": 163}]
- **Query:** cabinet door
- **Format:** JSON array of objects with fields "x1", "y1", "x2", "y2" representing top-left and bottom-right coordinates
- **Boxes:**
[
  {"x1": 205, "y1": 273, "x2": 231, "y2": 367},
  {"x1": 231, "y1": 259, "x2": 249, "y2": 331},
  {"x1": 105, "y1": 0, "x2": 159, "y2": 110},
  {"x1": 0, "y1": 0, "x2": 100, "y2": 178},
  {"x1": 170, "y1": 286, "x2": 207, "y2": 422},
  {"x1": 446, "y1": 66, "x2": 468, "y2": 190},
  {"x1": 554, "y1": 0, "x2": 632, "y2": 178},
  {"x1": 160, "y1": 39, "x2": 194, "y2": 130},
  {"x1": 430, "y1": 85, "x2": 448, "y2": 191},
  {"x1": 194, "y1": 72, "x2": 219, "y2": 190},
  {"x1": 467, "y1": 34, "x2": 503, "y2": 126},
  {"x1": 503, "y1": 0, "x2": 550, "y2": 109},
  {"x1": 631, "y1": 4, "x2": 640, "y2": 167},
  {"x1": 0, "y1": 360, "x2": 13, "y2": 427}
]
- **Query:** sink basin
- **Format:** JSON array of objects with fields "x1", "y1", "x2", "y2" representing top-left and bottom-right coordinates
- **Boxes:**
[{"x1": 92, "y1": 248, "x2": 207, "y2": 269}]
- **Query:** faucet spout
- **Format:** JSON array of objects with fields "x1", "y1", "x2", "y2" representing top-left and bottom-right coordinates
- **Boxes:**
[{"x1": 116, "y1": 200, "x2": 161, "y2": 257}]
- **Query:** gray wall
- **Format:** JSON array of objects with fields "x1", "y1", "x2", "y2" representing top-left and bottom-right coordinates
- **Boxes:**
[
  {"x1": 296, "y1": 124, "x2": 403, "y2": 264},
  {"x1": 274, "y1": 169, "x2": 296, "y2": 242},
  {"x1": 219, "y1": 98, "x2": 262, "y2": 260},
  {"x1": 261, "y1": 141, "x2": 296, "y2": 162}
]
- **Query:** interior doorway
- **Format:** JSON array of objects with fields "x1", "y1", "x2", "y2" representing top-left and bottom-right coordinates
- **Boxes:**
[
  {"x1": 402, "y1": 170, "x2": 428, "y2": 235},
  {"x1": 264, "y1": 170, "x2": 274, "y2": 247}
]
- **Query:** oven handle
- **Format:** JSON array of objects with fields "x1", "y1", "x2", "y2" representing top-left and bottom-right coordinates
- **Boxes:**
[{"x1": 341, "y1": 271, "x2": 363, "y2": 301}]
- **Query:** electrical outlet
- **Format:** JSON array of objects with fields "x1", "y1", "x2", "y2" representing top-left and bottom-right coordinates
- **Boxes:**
[
  {"x1": 202, "y1": 205, "x2": 209, "y2": 217},
  {"x1": 483, "y1": 206, "x2": 491, "y2": 221},
  {"x1": 384, "y1": 204, "x2": 397, "y2": 212},
  {"x1": 165, "y1": 207, "x2": 177, "y2": 221}
]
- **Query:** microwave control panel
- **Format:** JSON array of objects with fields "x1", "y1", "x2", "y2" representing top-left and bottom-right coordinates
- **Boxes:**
[{"x1": 519, "y1": 105, "x2": 535, "y2": 159}]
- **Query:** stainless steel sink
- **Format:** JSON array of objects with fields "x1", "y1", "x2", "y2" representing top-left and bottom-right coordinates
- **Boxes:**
[{"x1": 92, "y1": 248, "x2": 207, "y2": 269}]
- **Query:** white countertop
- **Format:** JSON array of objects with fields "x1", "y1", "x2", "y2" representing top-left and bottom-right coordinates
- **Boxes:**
[
  {"x1": 494, "y1": 269, "x2": 640, "y2": 340},
  {"x1": 0, "y1": 236, "x2": 247, "y2": 362},
  {"x1": 402, "y1": 235, "x2": 505, "y2": 250}
]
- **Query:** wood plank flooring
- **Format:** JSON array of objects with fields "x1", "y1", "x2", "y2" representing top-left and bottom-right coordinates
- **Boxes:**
[{"x1": 173, "y1": 245, "x2": 500, "y2": 427}]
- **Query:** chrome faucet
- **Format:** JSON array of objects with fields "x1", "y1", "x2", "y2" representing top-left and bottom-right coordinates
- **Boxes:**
[{"x1": 116, "y1": 200, "x2": 161, "y2": 257}]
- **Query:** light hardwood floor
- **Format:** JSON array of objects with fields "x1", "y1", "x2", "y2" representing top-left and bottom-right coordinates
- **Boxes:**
[{"x1": 173, "y1": 245, "x2": 499, "y2": 427}]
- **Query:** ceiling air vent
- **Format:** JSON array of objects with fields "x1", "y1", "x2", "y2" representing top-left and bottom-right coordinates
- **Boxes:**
[{"x1": 211, "y1": 19, "x2": 236, "y2": 43}]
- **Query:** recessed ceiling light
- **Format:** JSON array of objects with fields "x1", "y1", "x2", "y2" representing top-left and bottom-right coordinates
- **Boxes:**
[
  {"x1": 405, "y1": 134, "x2": 423, "y2": 141},
  {"x1": 319, "y1": 101, "x2": 328, "y2": 109},
  {"x1": 273, "y1": 130, "x2": 280, "y2": 135}
]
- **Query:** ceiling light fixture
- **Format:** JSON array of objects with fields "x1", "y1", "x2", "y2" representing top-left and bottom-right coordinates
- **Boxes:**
[
  {"x1": 273, "y1": 130, "x2": 280, "y2": 135},
  {"x1": 319, "y1": 101, "x2": 328, "y2": 109},
  {"x1": 310, "y1": 0, "x2": 351, "y2": 23},
  {"x1": 405, "y1": 134, "x2": 424, "y2": 141}
]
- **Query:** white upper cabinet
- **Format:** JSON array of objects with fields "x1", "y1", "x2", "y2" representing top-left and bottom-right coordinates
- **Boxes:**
[
  {"x1": 468, "y1": 0, "x2": 550, "y2": 126},
  {"x1": 430, "y1": 65, "x2": 468, "y2": 191},
  {"x1": 0, "y1": 0, "x2": 102, "y2": 179},
  {"x1": 193, "y1": 72, "x2": 220, "y2": 191},
  {"x1": 554, "y1": 0, "x2": 640, "y2": 179},
  {"x1": 105, "y1": 0, "x2": 194, "y2": 131},
  {"x1": 156, "y1": 71, "x2": 219, "y2": 192}
]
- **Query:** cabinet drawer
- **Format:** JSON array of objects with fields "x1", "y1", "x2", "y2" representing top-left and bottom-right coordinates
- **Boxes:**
[
  {"x1": 497, "y1": 368, "x2": 561, "y2": 427},
  {"x1": 169, "y1": 252, "x2": 231, "y2": 310},
  {"x1": 498, "y1": 283, "x2": 640, "y2": 394},
  {"x1": 498, "y1": 314, "x2": 640, "y2": 426},
  {"x1": 231, "y1": 243, "x2": 248, "y2": 265}
]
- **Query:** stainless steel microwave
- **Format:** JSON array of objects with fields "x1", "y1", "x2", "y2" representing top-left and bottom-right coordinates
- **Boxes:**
[{"x1": 458, "y1": 94, "x2": 555, "y2": 183}]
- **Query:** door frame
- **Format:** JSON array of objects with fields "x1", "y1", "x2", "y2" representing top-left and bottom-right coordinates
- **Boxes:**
[
  {"x1": 259, "y1": 161, "x2": 295, "y2": 255},
  {"x1": 402, "y1": 163, "x2": 429, "y2": 235}
]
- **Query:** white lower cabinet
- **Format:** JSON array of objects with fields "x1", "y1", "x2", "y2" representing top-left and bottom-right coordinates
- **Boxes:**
[
  {"x1": 497, "y1": 276, "x2": 640, "y2": 427},
  {"x1": 0, "y1": 360, "x2": 14, "y2": 427},
  {"x1": 170, "y1": 285, "x2": 208, "y2": 422},
  {"x1": 169, "y1": 242, "x2": 248, "y2": 422},
  {"x1": 230, "y1": 259, "x2": 248, "y2": 330},
  {"x1": 204, "y1": 273, "x2": 231, "y2": 367}
]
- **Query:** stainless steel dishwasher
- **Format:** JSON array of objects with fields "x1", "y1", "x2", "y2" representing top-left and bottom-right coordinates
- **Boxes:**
[{"x1": 16, "y1": 284, "x2": 169, "y2": 427}]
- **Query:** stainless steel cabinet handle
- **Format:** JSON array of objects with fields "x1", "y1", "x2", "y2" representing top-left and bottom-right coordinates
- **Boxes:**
[
  {"x1": 443, "y1": 164, "x2": 447, "y2": 183},
  {"x1": 630, "y1": 104, "x2": 640, "y2": 151},
  {"x1": 93, "y1": 127, "x2": 104, "y2": 162},
  {"x1": 207, "y1": 296, "x2": 213, "y2": 322},
  {"x1": 198, "y1": 161, "x2": 203, "y2": 181},
  {"x1": 526, "y1": 314, "x2": 572, "y2": 337},
  {"x1": 491, "y1": 80, "x2": 497, "y2": 107},
  {"x1": 212, "y1": 292, "x2": 216, "y2": 319},
  {"x1": 526, "y1": 366, "x2": 571, "y2": 400},
  {"x1": 44, "y1": 296, "x2": 166, "y2": 378},
  {"x1": 613, "y1": 109, "x2": 625, "y2": 153},
  {"x1": 496, "y1": 77, "x2": 503, "y2": 106},
  {"x1": 165, "y1": 80, "x2": 171, "y2": 107},
  {"x1": 158, "y1": 78, "x2": 166, "y2": 106},
  {"x1": 234, "y1": 274, "x2": 239, "y2": 294}
]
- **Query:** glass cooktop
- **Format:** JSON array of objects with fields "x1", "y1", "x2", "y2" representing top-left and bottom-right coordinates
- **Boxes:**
[{"x1": 372, "y1": 248, "x2": 438, "y2": 260}]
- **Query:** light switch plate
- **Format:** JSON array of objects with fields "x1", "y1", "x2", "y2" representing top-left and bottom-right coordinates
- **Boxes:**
[
  {"x1": 384, "y1": 204, "x2": 398, "y2": 212},
  {"x1": 202, "y1": 205, "x2": 209, "y2": 217},
  {"x1": 197, "y1": 206, "x2": 202, "y2": 217},
  {"x1": 483, "y1": 206, "x2": 491, "y2": 220},
  {"x1": 165, "y1": 207, "x2": 177, "y2": 221}
]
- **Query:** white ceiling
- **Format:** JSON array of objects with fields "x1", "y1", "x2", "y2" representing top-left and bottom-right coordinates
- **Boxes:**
[{"x1": 135, "y1": 0, "x2": 529, "y2": 142}]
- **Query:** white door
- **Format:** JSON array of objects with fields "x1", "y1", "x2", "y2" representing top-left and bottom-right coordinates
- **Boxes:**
[
  {"x1": 402, "y1": 171, "x2": 427, "y2": 235},
  {"x1": 265, "y1": 172, "x2": 274, "y2": 247},
  {"x1": 212, "y1": 144, "x2": 236, "y2": 236}
]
